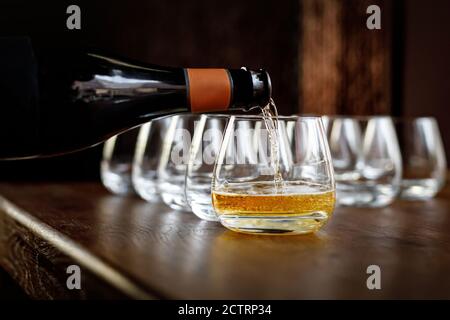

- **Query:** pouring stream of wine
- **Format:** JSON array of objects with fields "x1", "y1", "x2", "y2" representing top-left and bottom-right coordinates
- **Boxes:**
[{"x1": 260, "y1": 98, "x2": 284, "y2": 192}]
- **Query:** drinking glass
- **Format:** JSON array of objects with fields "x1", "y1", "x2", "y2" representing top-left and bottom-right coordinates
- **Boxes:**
[
  {"x1": 100, "y1": 127, "x2": 140, "y2": 195},
  {"x1": 212, "y1": 115, "x2": 335, "y2": 235},
  {"x1": 186, "y1": 114, "x2": 229, "y2": 221},
  {"x1": 158, "y1": 114, "x2": 200, "y2": 211},
  {"x1": 132, "y1": 117, "x2": 172, "y2": 203},
  {"x1": 324, "y1": 116, "x2": 402, "y2": 207},
  {"x1": 394, "y1": 117, "x2": 447, "y2": 200}
]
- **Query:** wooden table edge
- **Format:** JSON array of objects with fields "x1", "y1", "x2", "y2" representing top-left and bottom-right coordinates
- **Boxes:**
[{"x1": 0, "y1": 194, "x2": 157, "y2": 299}]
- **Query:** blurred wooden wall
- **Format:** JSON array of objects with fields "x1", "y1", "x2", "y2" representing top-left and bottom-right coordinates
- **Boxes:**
[
  {"x1": 1, "y1": 0, "x2": 301, "y2": 180},
  {"x1": 403, "y1": 0, "x2": 450, "y2": 157},
  {"x1": 299, "y1": 0, "x2": 393, "y2": 115},
  {"x1": 85, "y1": 0, "x2": 299, "y2": 115},
  {"x1": 1, "y1": 0, "x2": 448, "y2": 178}
]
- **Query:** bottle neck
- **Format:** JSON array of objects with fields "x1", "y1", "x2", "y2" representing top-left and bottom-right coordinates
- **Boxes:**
[{"x1": 185, "y1": 68, "x2": 271, "y2": 113}]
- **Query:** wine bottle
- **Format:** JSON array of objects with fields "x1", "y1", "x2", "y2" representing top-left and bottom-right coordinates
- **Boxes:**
[{"x1": 0, "y1": 37, "x2": 271, "y2": 159}]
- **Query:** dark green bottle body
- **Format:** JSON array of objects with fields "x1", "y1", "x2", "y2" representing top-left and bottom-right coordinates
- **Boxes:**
[{"x1": 0, "y1": 38, "x2": 271, "y2": 159}]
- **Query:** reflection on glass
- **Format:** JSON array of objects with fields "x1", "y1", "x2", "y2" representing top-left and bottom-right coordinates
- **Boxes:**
[
  {"x1": 158, "y1": 114, "x2": 200, "y2": 211},
  {"x1": 186, "y1": 114, "x2": 229, "y2": 221},
  {"x1": 212, "y1": 115, "x2": 335, "y2": 235},
  {"x1": 133, "y1": 118, "x2": 171, "y2": 203},
  {"x1": 395, "y1": 117, "x2": 447, "y2": 200},
  {"x1": 324, "y1": 116, "x2": 402, "y2": 207},
  {"x1": 100, "y1": 127, "x2": 140, "y2": 195}
]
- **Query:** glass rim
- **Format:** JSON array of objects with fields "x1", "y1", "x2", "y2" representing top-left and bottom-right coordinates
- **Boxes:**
[
  {"x1": 200, "y1": 113, "x2": 233, "y2": 118},
  {"x1": 391, "y1": 116, "x2": 437, "y2": 122},
  {"x1": 322, "y1": 115, "x2": 393, "y2": 120},
  {"x1": 228, "y1": 114, "x2": 322, "y2": 121},
  {"x1": 322, "y1": 115, "x2": 437, "y2": 121}
]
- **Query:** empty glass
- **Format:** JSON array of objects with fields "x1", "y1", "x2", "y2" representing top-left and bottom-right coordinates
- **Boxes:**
[
  {"x1": 212, "y1": 115, "x2": 335, "y2": 235},
  {"x1": 100, "y1": 128, "x2": 140, "y2": 195},
  {"x1": 324, "y1": 116, "x2": 402, "y2": 207},
  {"x1": 158, "y1": 114, "x2": 200, "y2": 211},
  {"x1": 394, "y1": 117, "x2": 447, "y2": 200},
  {"x1": 132, "y1": 117, "x2": 171, "y2": 203},
  {"x1": 186, "y1": 114, "x2": 229, "y2": 221}
]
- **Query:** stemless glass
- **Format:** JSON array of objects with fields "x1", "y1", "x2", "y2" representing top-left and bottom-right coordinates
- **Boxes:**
[
  {"x1": 324, "y1": 116, "x2": 402, "y2": 207},
  {"x1": 132, "y1": 117, "x2": 171, "y2": 203},
  {"x1": 100, "y1": 127, "x2": 140, "y2": 195},
  {"x1": 394, "y1": 117, "x2": 447, "y2": 200},
  {"x1": 186, "y1": 114, "x2": 229, "y2": 221},
  {"x1": 158, "y1": 114, "x2": 200, "y2": 211},
  {"x1": 212, "y1": 115, "x2": 335, "y2": 235}
]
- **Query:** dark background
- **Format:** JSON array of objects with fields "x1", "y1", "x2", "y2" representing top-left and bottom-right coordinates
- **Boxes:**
[{"x1": 0, "y1": 0, "x2": 449, "y2": 181}]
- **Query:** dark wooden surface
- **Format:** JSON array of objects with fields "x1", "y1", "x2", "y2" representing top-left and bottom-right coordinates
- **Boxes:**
[
  {"x1": 0, "y1": 179, "x2": 450, "y2": 299},
  {"x1": 0, "y1": 265, "x2": 28, "y2": 299}
]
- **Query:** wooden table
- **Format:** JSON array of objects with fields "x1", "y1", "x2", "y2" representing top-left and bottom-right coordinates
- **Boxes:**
[{"x1": 0, "y1": 180, "x2": 449, "y2": 299}]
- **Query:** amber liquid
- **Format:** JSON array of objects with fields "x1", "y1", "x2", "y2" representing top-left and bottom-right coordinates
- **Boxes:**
[
  {"x1": 213, "y1": 100, "x2": 335, "y2": 234},
  {"x1": 212, "y1": 182, "x2": 336, "y2": 234},
  {"x1": 213, "y1": 190, "x2": 335, "y2": 216}
]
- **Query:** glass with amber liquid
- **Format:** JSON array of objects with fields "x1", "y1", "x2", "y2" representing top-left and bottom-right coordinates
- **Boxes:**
[{"x1": 212, "y1": 115, "x2": 335, "y2": 235}]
